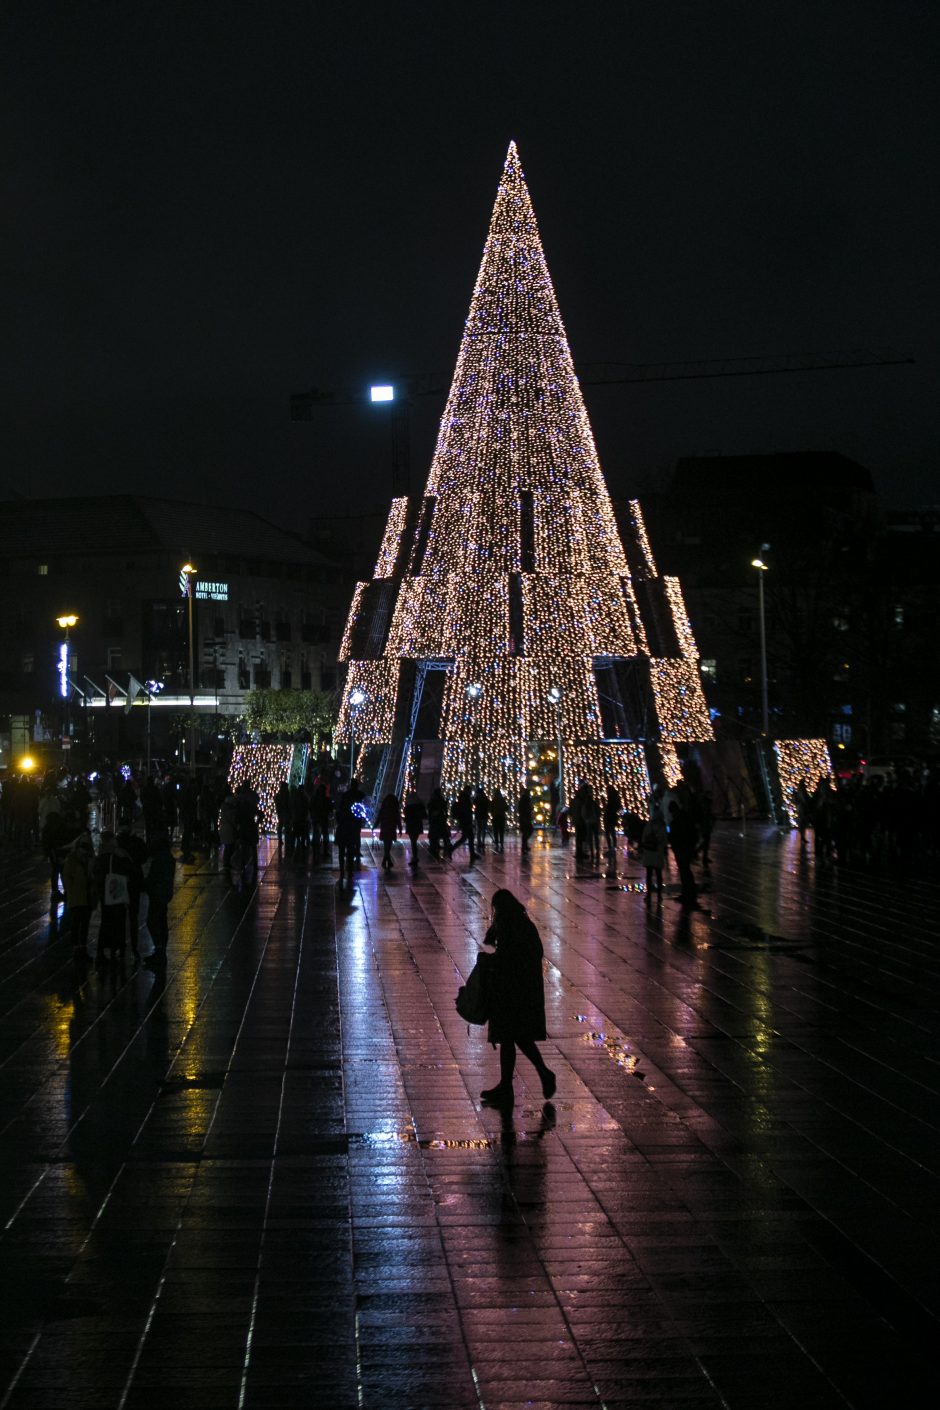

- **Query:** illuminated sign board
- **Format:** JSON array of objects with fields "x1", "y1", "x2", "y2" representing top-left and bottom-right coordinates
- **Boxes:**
[
  {"x1": 58, "y1": 642, "x2": 69, "y2": 698},
  {"x1": 179, "y1": 574, "x2": 229, "y2": 602}
]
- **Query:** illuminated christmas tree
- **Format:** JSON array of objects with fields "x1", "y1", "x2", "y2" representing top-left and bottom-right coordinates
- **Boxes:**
[{"x1": 337, "y1": 142, "x2": 712, "y2": 818}]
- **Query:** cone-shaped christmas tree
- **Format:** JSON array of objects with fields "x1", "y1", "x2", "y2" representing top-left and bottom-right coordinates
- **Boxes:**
[{"x1": 338, "y1": 143, "x2": 712, "y2": 817}]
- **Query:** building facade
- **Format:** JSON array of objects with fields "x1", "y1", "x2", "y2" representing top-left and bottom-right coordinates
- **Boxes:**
[
  {"x1": 642, "y1": 455, "x2": 940, "y2": 758},
  {"x1": 0, "y1": 495, "x2": 345, "y2": 765}
]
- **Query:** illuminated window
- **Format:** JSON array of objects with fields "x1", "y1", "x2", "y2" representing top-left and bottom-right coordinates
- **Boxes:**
[{"x1": 37, "y1": 564, "x2": 48, "y2": 576}]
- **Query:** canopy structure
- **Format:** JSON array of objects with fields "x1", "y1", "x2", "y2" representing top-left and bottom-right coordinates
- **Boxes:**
[{"x1": 337, "y1": 143, "x2": 712, "y2": 817}]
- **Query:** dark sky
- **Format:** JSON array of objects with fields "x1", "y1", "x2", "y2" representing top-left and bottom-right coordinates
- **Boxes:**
[{"x1": 1, "y1": 1, "x2": 937, "y2": 529}]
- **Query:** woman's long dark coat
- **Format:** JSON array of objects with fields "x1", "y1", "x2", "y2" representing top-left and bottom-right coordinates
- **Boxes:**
[{"x1": 485, "y1": 914, "x2": 547, "y2": 1046}]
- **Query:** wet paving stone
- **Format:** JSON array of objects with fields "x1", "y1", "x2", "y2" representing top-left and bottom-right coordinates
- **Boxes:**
[{"x1": 1, "y1": 827, "x2": 939, "y2": 1406}]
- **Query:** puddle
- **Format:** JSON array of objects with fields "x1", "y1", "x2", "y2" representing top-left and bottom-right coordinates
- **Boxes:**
[{"x1": 574, "y1": 1014, "x2": 646, "y2": 1080}]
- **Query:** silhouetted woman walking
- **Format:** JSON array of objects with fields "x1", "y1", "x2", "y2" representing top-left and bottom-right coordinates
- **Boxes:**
[
  {"x1": 480, "y1": 888, "x2": 555, "y2": 1106},
  {"x1": 376, "y1": 792, "x2": 402, "y2": 870}
]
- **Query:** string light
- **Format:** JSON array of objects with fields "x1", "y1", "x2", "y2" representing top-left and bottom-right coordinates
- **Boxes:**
[
  {"x1": 773, "y1": 739, "x2": 834, "y2": 825},
  {"x1": 650, "y1": 660, "x2": 713, "y2": 742},
  {"x1": 229, "y1": 744, "x2": 311, "y2": 832},
  {"x1": 663, "y1": 578, "x2": 697, "y2": 660},
  {"x1": 335, "y1": 659, "x2": 398, "y2": 744},
  {"x1": 657, "y1": 742, "x2": 684, "y2": 789},
  {"x1": 339, "y1": 582, "x2": 367, "y2": 662},
  {"x1": 337, "y1": 142, "x2": 712, "y2": 815},
  {"x1": 373, "y1": 497, "x2": 410, "y2": 577},
  {"x1": 627, "y1": 500, "x2": 657, "y2": 578}
]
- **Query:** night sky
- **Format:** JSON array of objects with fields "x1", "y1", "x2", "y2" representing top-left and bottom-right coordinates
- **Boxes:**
[{"x1": 1, "y1": 1, "x2": 937, "y2": 530}]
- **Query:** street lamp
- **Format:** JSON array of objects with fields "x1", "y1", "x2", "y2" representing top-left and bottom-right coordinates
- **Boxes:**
[
  {"x1": 369, "y1": 381, "x2": 411, "y2": 496},
  {"x1": 466, "y1": 682, "x2": 483, "y2": 785},
  {"x1": 349, "y1": 687, "x2": 367, "y2": 781},
  {"x1": 547, "y1": 685, "x2": 564, "y2": 812},
  {"x1": 180, "y1": 564, "x2": 197, "y2": 775},
  {"x1": 751, "y1": 549, "x2": 770, "y2": 735},
  {"x1": 56, "y1": 614, "x2": 79, "y2": 750},
  {"x1": 145, "y1": 680, "x2": 164, "y2": 777}
]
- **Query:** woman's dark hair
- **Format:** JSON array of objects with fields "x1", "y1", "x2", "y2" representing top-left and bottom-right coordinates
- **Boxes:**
[{"x1": 490, "y1": 888, "x2": 528, "y2": 927}]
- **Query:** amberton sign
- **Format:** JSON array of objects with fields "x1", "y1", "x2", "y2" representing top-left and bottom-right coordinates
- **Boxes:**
[
  {"x1": 178, "y1": 572, "x2": 229, "y2": 602},
  {"x1": 194, "y1": 581, "x2": 229, "y2": 601}
]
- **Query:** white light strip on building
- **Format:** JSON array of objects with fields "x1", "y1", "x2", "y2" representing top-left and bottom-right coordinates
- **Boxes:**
[{"x1": 84, "y1": 695, "x2": 222, "y2": 709}]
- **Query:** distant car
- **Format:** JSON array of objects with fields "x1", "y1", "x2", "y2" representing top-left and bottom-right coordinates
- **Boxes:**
[{"x1": 860, "y1": 755, "x2": 921, "y2": 783}]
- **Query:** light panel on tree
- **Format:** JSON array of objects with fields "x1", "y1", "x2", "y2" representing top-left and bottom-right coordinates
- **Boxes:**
[
  {"x1": 663, "y1": 578, "x2": 698, "y2": 661},
  {"x1": 339, "y1": 583, "x2": 367, "y2": 663},
  {"x1": 229, "y1": 744, "x2": 311, "y2": 833},
  {"x1": 374, "y1": 497, "x2": 410, "y2": 578},
  {"x1": 336, "y1": 143, "x2": 712, "y2": 815},
  {"x1": 650, "y1": 660, "x2": 713, "y2": 742},
  {"x1": 335, "y1": 659, "x2": 397, "y2": 744},
  {"x1": 773, "y1": 739, "x2": 834, "y2": 826}
]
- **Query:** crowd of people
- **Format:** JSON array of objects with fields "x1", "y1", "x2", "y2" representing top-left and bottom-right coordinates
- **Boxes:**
[
  {"x1": 0, "y1": 764, "x2": 192, "y2": 969},
  {"x1": 4, "y1": 751, "x2": 937, "y2": 972},
  {"x1": 791, "y1": 767, "x2": 940, "y2": 867},
  {"x1": 0, "y1": 763, "x2": 265, "y2": 968}
]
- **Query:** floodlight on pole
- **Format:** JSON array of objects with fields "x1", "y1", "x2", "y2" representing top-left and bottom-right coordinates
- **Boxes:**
[
  {"x1": 145, "y1": 680, "x2": 164, "y2": 776},
  {"x1": 751, "y1": 547, "x2": 770, "y2": 735},
  {"x1": 55, "y1": 614, "x2": 79, "y2": 743},
  {"x1": 180, "y1": 564, "x2": 198, "y2": 774},
  {"x1": 465, "y1": 683, "x2": 483, "y2": 782},
  {"x1": 370, "y1": 385, "x2": 394, "y2": 403},
  {"x1": 547, "y1": 685, "x2": 564, "y2": 811},
  {"x1": 349, "y1": 687, "x2": 367, "y2": 780}
]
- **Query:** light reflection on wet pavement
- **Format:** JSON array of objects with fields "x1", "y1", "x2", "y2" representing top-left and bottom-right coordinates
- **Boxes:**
[{"x1": 1, "y1": 826, "x2": 939, "y2": 1407}]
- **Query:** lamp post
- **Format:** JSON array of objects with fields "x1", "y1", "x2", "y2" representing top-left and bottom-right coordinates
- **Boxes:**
[
  {"x1": 751, "y1": 551, "x2": 770, "y2": 735},
  {"x1": 547, "y1": 685, "x2": 564, "y2": 813},
  {"x1": 180, "y1": 564, "x2": 197, "y2": 775},
  {"x1": 466, "y1": 682, "x2": 482, "y2": 786},
  {"x1": 145, "y1": 680, "x2": 164, "y2": 777},
  {"x1": 56, "y1": 614, "x2": 79, "y2": 751},
  {"x1": 349, "y1": 687, "x2": 367, "y2": 781}
]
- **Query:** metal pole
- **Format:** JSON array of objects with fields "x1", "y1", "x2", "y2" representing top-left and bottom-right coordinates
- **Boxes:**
[
  {"x1": 757, "y1": 569, "x2": 769, "y2": 735},
  {"x1": 63, "y1": 625, "x2": 71, "y2": 744},
  {"x1": 350, "y1": 712, "x2": 355, "y2": 783},
  {"x1": 556, "y1": 701, "x2": 564, "y2": 810},
  {"x1": 146, "y1": 687, "x2": 152, "y2": 778},
  {"x1": 187, "y1": 581, "x2": 196, "y2": 776}
]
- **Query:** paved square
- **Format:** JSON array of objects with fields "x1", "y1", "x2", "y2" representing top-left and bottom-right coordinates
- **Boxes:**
[{"x1": 1, "y1": 828, "x2": 938, "y2": 1408}]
